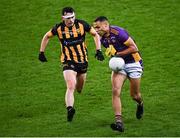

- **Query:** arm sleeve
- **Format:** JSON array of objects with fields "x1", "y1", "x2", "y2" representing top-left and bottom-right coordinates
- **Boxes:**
[
  {"x1": 117, "y1": 29, "x2": 129, "y2": 44},
  {"x1": 78, "y1": 20, "x2": 91, "y2": 32},
  {"x1": 101, "y1": 38, "x2": 108, "y2": 48},
  {"x1": 51, "y1": 24, "x2": 59, "y2": 36}
]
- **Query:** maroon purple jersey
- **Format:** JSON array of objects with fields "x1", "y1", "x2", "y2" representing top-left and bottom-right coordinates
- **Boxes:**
[{"x1": 101, "y1": 26, "x2": 142, "y2": 64}]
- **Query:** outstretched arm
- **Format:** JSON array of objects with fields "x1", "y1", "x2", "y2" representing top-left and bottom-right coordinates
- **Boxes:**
[
  {"x1": 89, "y1": 27, "x2": 104, "y2": 61},
  {"x1": 89, "y1": 27, "x2": 101, "y2": 50},
  {"x1": 39, "y1": 31, "x2": 53, "y2": 62},
  {"x1": 40, "y1": 31, "x2": 53, "y2": 52}
]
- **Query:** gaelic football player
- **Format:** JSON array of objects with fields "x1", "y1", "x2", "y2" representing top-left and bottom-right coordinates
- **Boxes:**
[
  {"x1": 39, "y1": 7, "x2": 104, "y2": 122},
  {"x1": 93, "y1": 16, "x2": 144, "y2": 132}
]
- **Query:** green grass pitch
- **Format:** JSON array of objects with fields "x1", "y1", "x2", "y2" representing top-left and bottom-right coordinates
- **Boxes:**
[{"x1": 0, "y1": 0, "x2": 180, "y2": 136}]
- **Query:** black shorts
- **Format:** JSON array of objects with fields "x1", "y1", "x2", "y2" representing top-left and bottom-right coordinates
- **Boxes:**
[{"x1": 62, "y1": 61, "x2": 88, "y2": 74}]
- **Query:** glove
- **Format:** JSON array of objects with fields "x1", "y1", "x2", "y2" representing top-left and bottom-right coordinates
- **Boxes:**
[
  {"x1": 105, "y1": 45, "x2": 116, "y2": 57},
  {"x1": 95, "y1": 50, "x2": 104, "y2": 61},
  {"x1": 38, "y1": 52, "x2": 47, "y2": 62}
]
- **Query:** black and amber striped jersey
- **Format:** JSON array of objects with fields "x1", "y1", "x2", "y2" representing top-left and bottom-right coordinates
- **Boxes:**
[{"x1": 50, "y1": 19, "x2": 91, "y2": 63}]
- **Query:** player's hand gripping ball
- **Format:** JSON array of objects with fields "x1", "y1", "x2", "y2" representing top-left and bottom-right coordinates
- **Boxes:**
[{"x1": 109, "y1": 57, "x2": 125, "y2": 72}]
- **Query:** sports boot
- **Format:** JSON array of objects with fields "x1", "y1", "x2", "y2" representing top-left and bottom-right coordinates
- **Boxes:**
[{"x1": 110, "y1": 121, "x2": 124, "y2": 132}]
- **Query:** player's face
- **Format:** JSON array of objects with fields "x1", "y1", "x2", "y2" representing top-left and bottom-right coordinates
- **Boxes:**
[
  {"x1": 62, "y1": 12, "x2": 75, "y2": 27},
  {"x1": 93, "y1": 21, "x2": 109, "y2": 36}
]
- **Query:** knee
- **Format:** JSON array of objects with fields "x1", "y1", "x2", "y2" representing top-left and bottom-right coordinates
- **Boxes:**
[
  {"x1": 112, "y1": 87, "x2": 120, "y2": 97},
  {"x1": 68, "y1": 86, "x2": 76, "y2": 92},
  {"x1": 67, "y1": 81, "x2": 76, "y2": 91}
]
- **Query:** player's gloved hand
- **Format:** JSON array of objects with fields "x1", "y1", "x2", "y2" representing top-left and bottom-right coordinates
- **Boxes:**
[
  {"x1": 38, "y1": 52, "x2": 47, "y2": 62},
  {"x1": 95, "y1": 49, "x2": 104, "y2": 61},
  {"x1": 105, "y1": 45, "x2": 116, "y2": 57}
]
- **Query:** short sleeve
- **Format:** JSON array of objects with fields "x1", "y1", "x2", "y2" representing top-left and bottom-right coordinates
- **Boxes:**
[
  {"x1": 78, "y1": 20, "x2": 91, "y2": 32},
  {"x1": 117, "y1": 29, "x2": 129, "y2": 43},
  {"x1": 101, "y1": 38, "x2": 109, "y2": 48},
  {"x1": 51, "y1": 24, "x2": 59, "y2": 36}
]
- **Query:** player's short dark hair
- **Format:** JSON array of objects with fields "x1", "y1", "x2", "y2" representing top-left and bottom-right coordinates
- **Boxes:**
[
  {"x1": 62, "y1": 7, "x2": 75, "y2": 15},
  {"x1": 94, "y1": 16, "x2": 108, "y2": 22}
]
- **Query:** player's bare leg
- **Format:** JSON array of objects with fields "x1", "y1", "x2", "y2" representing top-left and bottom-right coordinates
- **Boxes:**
[
  {"x1": 63, "y1": 70, "x2": 77, "y2": 121},
  {"x1": 111, "y1": 72, "x2": 126, "y2": 132},
  {"x1": 129, "y1": 78, "x2": 144, "y2": 119},
  {"x1": 76, "y1": 73, "x2": 86, "y2": 93}
]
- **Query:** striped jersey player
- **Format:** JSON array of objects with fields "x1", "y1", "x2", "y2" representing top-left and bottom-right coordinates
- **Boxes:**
[{"x1": 39, "y1": 7, "x2": 104, "y2": 122}]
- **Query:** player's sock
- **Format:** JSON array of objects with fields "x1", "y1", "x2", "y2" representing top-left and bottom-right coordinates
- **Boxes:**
[
  {"x1": 136, "y1": 101, "x2": 144, "y2": 119},
  {"x1": 133, "y1": 97, "x2": 143, "y2": 104},
  {"x1": 67, "y1": 106, "x2": 75, "y2": 122},
  {"x1": 115, "y1": 115, "x2": 122, "y2": 123}
]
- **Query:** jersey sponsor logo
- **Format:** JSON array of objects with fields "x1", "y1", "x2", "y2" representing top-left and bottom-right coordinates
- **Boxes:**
[
  {"x1": 61, "y1": 30, "x2": 81, "y2": 35},
  {"x1": 63, "y1": 38, "x2": 83, "y2": 46}
]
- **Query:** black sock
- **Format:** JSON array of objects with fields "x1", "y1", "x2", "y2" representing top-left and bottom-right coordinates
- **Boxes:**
[
  {"x1": 133, "y1": 98, "x2": 143, "y2": 105},
  {"x1": 67, "y1": 106, "x2": 73, "y2": 111}
]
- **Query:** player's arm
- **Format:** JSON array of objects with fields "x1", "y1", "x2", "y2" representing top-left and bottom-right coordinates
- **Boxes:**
[
  {"x1": 89, "y1": 27, "x2": 102, "y2": 50},
  {"x1": 90, "y1": 27, "x2": 104, "y2": 61},
  {"x1": 116, "y1": 37, "x2": 138, "y2": 56},
  {"x1": 80, "y1": 19, "x2": 102, "y2": 51},
  {"x1": 40, "y1": 31, "x2": 54, "y2": 52},
  {"x1": 81, "y1": 19, "x2": 104, "y2": 61},
  {"x1": 39, "y1": 31, "x2": 54, "y2": 62}
]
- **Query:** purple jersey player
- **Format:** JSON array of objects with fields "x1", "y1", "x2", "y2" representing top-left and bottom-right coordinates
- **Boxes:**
[
  {"x1": 101, "y1": 26, "x2": 142, "y2": 64},
  {"x1": 93, "y1": 16, "x2": 144, "y2": 132}
]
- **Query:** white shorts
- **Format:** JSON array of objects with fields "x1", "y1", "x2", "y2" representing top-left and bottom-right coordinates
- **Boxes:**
[{"x1": 118, "y1": 61, "x2": 143, "y2": 78}]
